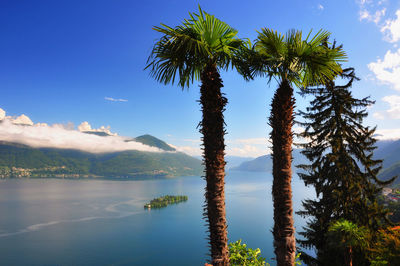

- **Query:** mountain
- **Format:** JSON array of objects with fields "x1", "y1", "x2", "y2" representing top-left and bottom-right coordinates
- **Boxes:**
[
  {"x1": 132, "y1": 134, "x2": 176, "y2": 151},
  {"x1": 230, "y1": 155, "x2": 271, "y2": 172},
  {"x1": 231, "y1": 140, "x2": 400, "y2": 185},
  {"x1": 231, "y1": 149, "x2": 307, "y2": 172},
  {"x1": 0, "y1": 135, "x2": 202, "y2": 179},
  {"x1": 225, "y1": 156, "x2": 255, "y2": 170},
  {"x1": 192, "y1": 155, "x2": 255, "y2": 170},
  {"x1": 375, "y1": 139, "x2": 400, "y2": 185},
  {"x1": 379, "y1": 161, "x2": 400, "y2": 184},
  {"x1": 375, "y1": 139, "x2": 400, "y2": 168}
]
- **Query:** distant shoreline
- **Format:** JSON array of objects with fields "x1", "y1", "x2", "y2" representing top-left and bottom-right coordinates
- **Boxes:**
[{"x1": 0, "y1": 175, "x2": 199, "y2": 181}]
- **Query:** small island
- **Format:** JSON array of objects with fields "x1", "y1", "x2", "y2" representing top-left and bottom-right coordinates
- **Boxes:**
[{"x1": 144, "y1": 195, "x2": 188, "y2": 209}]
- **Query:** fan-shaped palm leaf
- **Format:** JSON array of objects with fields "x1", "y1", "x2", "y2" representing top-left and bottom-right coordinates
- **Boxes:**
[{"x1": 146, "y1": 6, "x2": 246, "y2": 88}]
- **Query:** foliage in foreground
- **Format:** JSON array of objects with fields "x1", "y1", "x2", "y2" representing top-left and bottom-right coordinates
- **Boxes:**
[
  {"x1": 228, "y1": 240, "x2": 268, "y2": 266},
  {"x1": 327, "y1": 219, "x2": 400, "y2": 266},
  {"x1": 228, "y1": 240, "x2": 302, "y2": 266},
  {"x1": 368, "y1": 227, "x2": 400, "y2": 265}
]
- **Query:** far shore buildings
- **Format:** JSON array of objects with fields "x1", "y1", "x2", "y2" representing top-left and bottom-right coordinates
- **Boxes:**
[
  {"x1": 382, "y1": 187, "x2": 392, "y2": 196},
  {"x1": 382, "y1": 187, "x2": 400, "y2": 202}
]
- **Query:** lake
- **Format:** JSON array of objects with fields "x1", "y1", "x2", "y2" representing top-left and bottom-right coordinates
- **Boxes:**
[{"x1": 0, "y1": 171, "x2": 315, "y2": 265}]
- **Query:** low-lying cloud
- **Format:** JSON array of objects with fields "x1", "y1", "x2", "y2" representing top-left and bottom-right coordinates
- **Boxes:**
[
  {"x1": 374, "y1": 128, "x2": 400, "y2": 141},
  {"x1": 0, "y1": 108, "x2": 163, "y2": 153}
]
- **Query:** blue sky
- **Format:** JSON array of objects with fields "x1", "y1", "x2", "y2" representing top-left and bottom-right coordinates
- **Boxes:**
[{"x1": 1, "y1": 0, "x2": 400, "y2": 157}]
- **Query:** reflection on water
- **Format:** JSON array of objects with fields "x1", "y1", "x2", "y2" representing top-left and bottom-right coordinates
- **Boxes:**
[{"x1": 0, "y1": 171, "x2": 314, "y2": 266}]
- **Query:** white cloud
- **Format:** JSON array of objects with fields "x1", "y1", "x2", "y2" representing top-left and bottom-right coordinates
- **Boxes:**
[
  {"x1": 77, "y1": 121, "x2": 92, "y2": 131},
  {"x1": 77, "y1": 121, "x2": 117, "y2": 136},
  {"x1": 373, "y1": 112, "x2": 385, "y2": 120},
  {"x1": 0, "y1": 108, "x2": 5, "y2": 120},
  {"x1": 183, "y1": 138, "x2": 201, "y2": 143},
  {"x1": 368, "y1": 48, "x2": 400, "y2": 91},
  {"x1": 360, "y1": 9, "x2": 370, "y2": 20},
  {"x1": 0, "y1": 108, "x2": 163, "y2": 153},
  {"x1": 225, "y1": 138, "x2": 268, "y2": 157},
  {"x1": 374, "y1": 95, "x2": 400, "y2": 119},
  {"x1": 173, "y1": 145, "x2": 202, "y2": 157},
  {"x1": 318, "y1": 4, "x2": 324, "y2": 10},
  {"x1": 12, "y1": 114, "x2": 34, "y2": 126},
  {"x1": 359, "y1": 8, "x2": 386, "y2": 24},
  {"x1": 172, "y1": 138, "x2": 268, "y2": 157},
  {"x1": 381, "y1": 10, "x2": 400, "y2": 43},
  {"x1": 53, "y1": 122, "x2": 74, "y2": 130},
  {"x1": 226, "y1": 144, "x2": 268, "y2": 157},
  {"x1": 229, "y1": 138, "x2": 267, "y2": 145},
  {"x1": 382, "y1": 95, "x2": 400, "y2": 118},
  {"x1": 374, "y1": 128, "x2": 400, "y2": 140},
  {"x1": 105, "y1": 97, "x2": 128, "y2": 102}
]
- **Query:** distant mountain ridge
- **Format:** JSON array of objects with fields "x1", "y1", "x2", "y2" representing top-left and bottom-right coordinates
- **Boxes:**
[
  {"x1": 232, "y1": 140, "x2": 400, "y2": 185},
  {"x1": 231, "y1": 149, "x2": 307, "y2": 172},
  {"x1": 0, "y1": 134, "x2": 201, "y2": 179},
  {"x1": 375, "y1": 139, "x2": 400, "y2": 184}
]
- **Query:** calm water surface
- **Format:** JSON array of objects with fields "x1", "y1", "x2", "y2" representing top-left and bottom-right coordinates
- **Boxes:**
[{"x1": 0, "y1": 171, "x2": 314, "y2": 265}]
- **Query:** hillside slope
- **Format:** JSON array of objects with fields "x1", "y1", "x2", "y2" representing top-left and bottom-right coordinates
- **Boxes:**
[{"x1": 0, "y1": 136, "x2": 202, "y2": 178}]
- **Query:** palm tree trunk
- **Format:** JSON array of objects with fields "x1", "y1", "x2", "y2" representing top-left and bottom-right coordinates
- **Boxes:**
[
  {"x1": 200, "y1": 63, "x2": 229, "y2": 266},
  {"x1": 345, "y1": 246, "x2": 352, "y2": 266},
  {"x1": 270, "y1": 79, "x2": 296, "y2": 266}
]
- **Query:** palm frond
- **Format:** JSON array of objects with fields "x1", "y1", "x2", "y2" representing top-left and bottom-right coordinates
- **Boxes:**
[
  {"x1": 244, "y1": 28, "x2": 347, "y2": 88},
  {"x1": 145, "y1": 6, "x2": 247, "y2": 88}
]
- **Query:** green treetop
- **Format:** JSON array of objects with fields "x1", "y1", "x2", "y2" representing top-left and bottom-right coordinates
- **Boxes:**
[{"x1": 296, "y1": 66, "x2": 396, "y2": 265}]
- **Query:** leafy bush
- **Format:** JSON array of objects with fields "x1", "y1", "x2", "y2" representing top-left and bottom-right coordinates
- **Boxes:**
[
  {"x1": 368, "y1": 228, "x2": 400, "y2": 265},
  {"x1": 228, "y1": 239, "x2": 268, "y2": 266}
]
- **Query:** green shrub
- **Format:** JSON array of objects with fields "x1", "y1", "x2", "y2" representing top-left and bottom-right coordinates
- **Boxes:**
[{"x1": 228, "y1": 239, "x2": 268, "y2": 266}]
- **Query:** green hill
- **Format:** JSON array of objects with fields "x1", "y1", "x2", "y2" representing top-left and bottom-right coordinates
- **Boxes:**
[
  {"x1": 375, "y1": 140, "x2": 400, "y2": 169},
  {"x1": 0, "y1": 136, "x2": 201, "y2": 179},
  {"x1": 379, "y1": 162, "x2": 400, "y2": 183},
  {"x1": 132, "y1": 134, "x2": 176, "y2": 151},
  {"x1": 374, "y1": 140, "x2": 400, "y2": 185}
]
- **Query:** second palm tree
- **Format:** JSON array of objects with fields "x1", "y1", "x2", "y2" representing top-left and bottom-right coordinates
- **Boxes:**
[{"x1": 240, "y1": 29, "x2": 346, "y2": 265}]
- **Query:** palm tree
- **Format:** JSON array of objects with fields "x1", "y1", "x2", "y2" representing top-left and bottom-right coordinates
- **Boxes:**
[
  {"x1": 238, "y1": 30, "x2": 346, "y2": 265},
  {"x1": 146, "y1": 7, "x2": 247, "y2": 265},
  {"x1": 328, "y1": 219, "x2": 369, "y2": 266}
]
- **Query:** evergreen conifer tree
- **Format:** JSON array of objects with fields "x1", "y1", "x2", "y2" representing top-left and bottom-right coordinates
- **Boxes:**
[{"x1": 296, "y1": 67, "x2": 395, "y2": 265}]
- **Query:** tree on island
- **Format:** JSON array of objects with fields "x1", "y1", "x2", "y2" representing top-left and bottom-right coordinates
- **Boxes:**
[
  {"x1": 296, "y1": 66, "x2": 396, "y2": 265},
  {"x1": 146, "y1": 7, "x2": 248, "y2": 265},
  {"x1": 238, "y1": 29, "x2": 346, "y2": 265}
]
